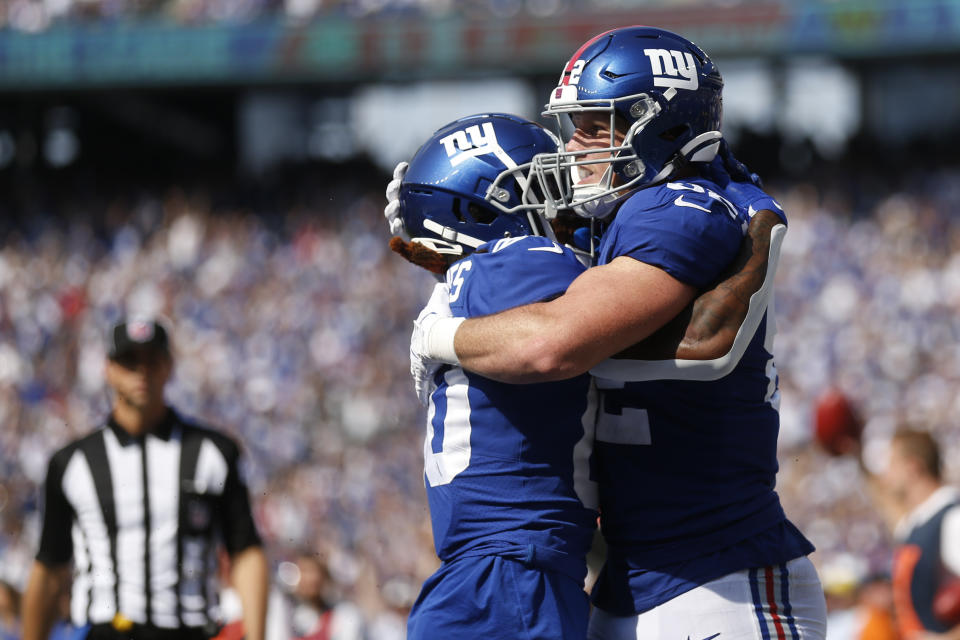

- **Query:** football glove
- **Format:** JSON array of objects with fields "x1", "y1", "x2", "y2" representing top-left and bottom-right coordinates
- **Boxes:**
[
  {"x1": 701, "y1": 140, "x2": 786, "y2": 227},
  {"x1": 410, "y1": 282, "x2": 463, "y2": 405},
  {"x1": 384, "y1": 161, "x2": 409, "y2": 239}
]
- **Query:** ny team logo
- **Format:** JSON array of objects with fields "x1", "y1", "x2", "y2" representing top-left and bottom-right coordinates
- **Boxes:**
[
  {"x1": 439, "y1": 122, "x2": 501, "y2": 167},
  {"x1": 643, "y1": 48, "x2": 699, "y2": 91}
]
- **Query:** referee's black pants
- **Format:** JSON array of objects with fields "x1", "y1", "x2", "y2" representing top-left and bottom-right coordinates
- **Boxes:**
[{"x1": 87, "y1": 623, "x2": 214, "y2": 640}]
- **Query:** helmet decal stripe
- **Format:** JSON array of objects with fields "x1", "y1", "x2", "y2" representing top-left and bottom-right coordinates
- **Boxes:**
[
  {"x1": 561, "y1": 24, "x2": 654, "y2": 85},
  {"x1": 561, "y1": 28, "x2": 617, "y2": 85}
]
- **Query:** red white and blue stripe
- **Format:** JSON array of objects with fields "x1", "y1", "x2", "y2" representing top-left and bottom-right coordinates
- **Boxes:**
[{"x1": 750, "y1": 564, "x2": 801, "y2": 640}]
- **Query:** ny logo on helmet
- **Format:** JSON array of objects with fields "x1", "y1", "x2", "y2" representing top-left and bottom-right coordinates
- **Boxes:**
[
  {"x1": 643, "y1": 49, "x2": 699, "y2": 91},
  {"x1": 439, "y1": 123, "x2": 501, "y2": 167}
]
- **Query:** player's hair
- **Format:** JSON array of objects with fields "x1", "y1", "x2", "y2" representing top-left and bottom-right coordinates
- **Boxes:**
[{"x1": 892, "y1": 429, "x2": 941, "y2": 480}]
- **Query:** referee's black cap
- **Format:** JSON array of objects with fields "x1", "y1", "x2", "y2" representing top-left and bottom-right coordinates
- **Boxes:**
[{"x1": 108, "y1": 317, "x2": 171, "y2": 360}]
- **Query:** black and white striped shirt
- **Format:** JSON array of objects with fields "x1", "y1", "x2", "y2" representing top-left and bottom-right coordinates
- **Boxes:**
[{"x1": 37, "y1": 410, "x2": 261, "y2": 630}]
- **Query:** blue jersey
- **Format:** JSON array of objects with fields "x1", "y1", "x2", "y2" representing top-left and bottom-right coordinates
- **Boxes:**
[
  {"x1": 425, "y1": 235, "x2": 599, "y2": 585},
  {"x1": 591, "y1": 178, "x2": 814, "y2": 615}
]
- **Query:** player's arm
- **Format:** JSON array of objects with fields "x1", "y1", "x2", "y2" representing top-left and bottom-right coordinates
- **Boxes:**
[
  {"x1": 616, "y1": 209, "x2": 781, "y2": 361},
  {"x1": 449, "y1": 211, "x2": 783, "y2": 385},
  {"x1": 604, "y1": 140, "x2": 790, "y2": 370},
  {"x1": 22, "y1": 560, "x2": 70, "y2": 640},
  {"x1": 451, "y1": 256, "x2": 698, "y2": 383}
]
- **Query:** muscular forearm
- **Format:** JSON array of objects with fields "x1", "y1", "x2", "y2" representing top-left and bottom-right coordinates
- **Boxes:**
[
  {"x1": 230, "y1": 546, "x2": 269, "y2": 640},
  {"x1": 454, "y1": 257, "x2": 697, "y2": 383},
  {"x1": 676, "y1": 209, "x2": 779, "y2": 358},
  {"x1": 613, "y1": 209, "x2": 780, "y2": 361},
  {"x1": 454, "y1": 303, "x2": 581, "y2": 383},
  {"x1": 22, "y1": 561, "x2": 68, "y2": 640}
]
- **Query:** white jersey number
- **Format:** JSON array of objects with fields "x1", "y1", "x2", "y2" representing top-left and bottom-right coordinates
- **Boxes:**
[
  {"x1": 424, "y1": 368, "x2": 473, "y2": 486},
  {"x1": 447, "y1": 260, "x2": 472, "y2": 303}
]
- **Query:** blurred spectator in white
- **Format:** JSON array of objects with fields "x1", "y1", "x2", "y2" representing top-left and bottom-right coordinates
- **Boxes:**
[
  {"x1": 365, "y1": 576, "x2": 417, "y2": 640},
  {"x1": 218, "y1": 548, "x2": 294, "y2": 640},
  {"x1": 289, "y1": 552, "x2": 365, "y2": 640}
]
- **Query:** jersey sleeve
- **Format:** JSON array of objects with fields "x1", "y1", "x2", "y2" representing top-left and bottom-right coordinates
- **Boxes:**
[
  {"x1": 36, "y1": 447, "x2": 77, "y2": 566},
  {"x1": 450, "y1": 237, "x2": 587, "y2": 318},
  {"x1": 213, "y1": 437, "x2": 263, "y2": 555},
  {"x1": 603, "y1": 184, "x2": 743, "y2": 289}
]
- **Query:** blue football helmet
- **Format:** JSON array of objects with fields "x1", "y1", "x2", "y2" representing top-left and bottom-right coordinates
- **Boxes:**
[
  {"x1": 399, "y1": 113, "x2": 562, "y2": 258},
  {"x1": 534, "y1": 26, "x2": 724, "y2": 217}
]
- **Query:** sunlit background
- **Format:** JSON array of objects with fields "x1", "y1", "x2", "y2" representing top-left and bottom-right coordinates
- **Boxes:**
[{"x1": 1, "y1": 0, "x2": 959, "y2": 637}]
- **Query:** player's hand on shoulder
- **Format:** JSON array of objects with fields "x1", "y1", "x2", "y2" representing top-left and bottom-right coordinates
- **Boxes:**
[
  {"x1": 384, "y1": 161, "x2": 410, "y2": 239},
  {"x1": 410, "y1": 281, "x2": 453, "y2": 405},
  {"x1": 706, "y1": 138, "x2": 763, "y2": 188},
  {"x1": 700, "y1": 140, "x2": 786, "y2": 228}
]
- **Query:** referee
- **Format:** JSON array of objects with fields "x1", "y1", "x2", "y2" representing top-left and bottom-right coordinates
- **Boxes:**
[{"x1": 22, "y1": 318, "x2": 268, "y2": 640}]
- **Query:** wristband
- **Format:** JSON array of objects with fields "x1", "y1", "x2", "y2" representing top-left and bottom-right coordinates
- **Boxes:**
[{"x1": 425, "y1": 317, "x2": 465, "y2": 364}]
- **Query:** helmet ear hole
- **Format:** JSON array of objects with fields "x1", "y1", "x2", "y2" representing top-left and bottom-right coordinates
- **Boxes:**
[
  {"x1": 659, "y1": 125, "x2": 690, "y2": 142},
  {"x1": 467, "y1": 202, "x2": 498, "y2": 225},
  {"x1": 451, "y1": 198, "x2": 466, "y2": 222}
]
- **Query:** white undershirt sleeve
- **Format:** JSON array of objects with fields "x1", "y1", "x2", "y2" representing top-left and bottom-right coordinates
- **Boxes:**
[{"x1": 941, "y1": 505, "x2": 960, "y2": 575}]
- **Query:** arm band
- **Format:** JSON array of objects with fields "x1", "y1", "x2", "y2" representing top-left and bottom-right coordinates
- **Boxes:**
[{"x1": 425, "y1": 317, "x2": 465, "y2": 364}]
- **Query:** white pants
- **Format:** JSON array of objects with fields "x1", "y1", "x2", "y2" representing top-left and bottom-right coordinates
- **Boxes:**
[{"x1": 588, "y1": 557, "x2": 827, "y2": 640}]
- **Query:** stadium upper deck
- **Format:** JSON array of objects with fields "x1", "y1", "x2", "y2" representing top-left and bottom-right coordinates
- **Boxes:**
[{"x1": 0, "y1": 0, "x2": 958, "y2": 89}]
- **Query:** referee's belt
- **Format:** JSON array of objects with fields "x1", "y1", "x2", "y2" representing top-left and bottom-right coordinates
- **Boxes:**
[{"x1": 88, "y1": 618, "x2": 217, "y2": 640}]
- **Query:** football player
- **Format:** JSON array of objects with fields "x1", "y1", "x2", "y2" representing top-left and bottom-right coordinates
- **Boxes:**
[
  {"x1": 390, "y1": 113, "x2": 600, "y2": 640},
  {"x1": 406, "y1": 27, "x2": 827, "y2": 640}
]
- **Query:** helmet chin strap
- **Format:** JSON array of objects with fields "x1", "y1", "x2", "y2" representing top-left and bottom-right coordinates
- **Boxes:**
[
  {"x1": 409, "y1": 236, "x2": 465, "y2": 256},
  {"x1": 421, "y1": 219, "x2": 485, "y2": 250},
  {"x1": 682, "y1": 131, "x2": 723, "y2": 163},
  {"x1": 648, "y1": 130, "x2": 723, "y2": 185}
]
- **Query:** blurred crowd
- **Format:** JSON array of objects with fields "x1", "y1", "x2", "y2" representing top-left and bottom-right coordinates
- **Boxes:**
[
  {"x1": 0, "y1": 0, "x2": 767, "y2": 31},
  {"x1": 0, "y1": 173, "x2": 437, "y2": 637},
  {"x1": 0, "y1": 163, "x2": 958, "y2": 637},
  {"x1": 774, "y1": 168, "x2": 960, "y2": 565}
]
